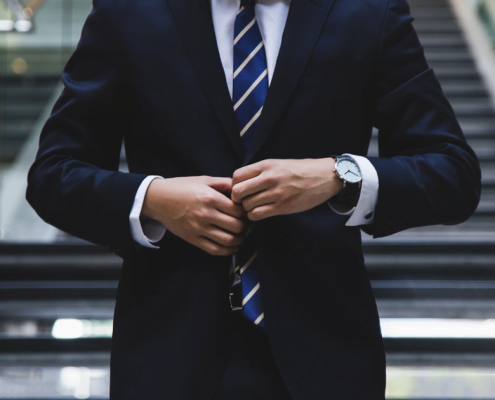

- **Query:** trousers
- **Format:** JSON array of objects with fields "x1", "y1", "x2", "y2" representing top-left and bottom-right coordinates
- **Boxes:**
[{"x1": 211, "y1": 311, "x2": 293, "y2": 400}]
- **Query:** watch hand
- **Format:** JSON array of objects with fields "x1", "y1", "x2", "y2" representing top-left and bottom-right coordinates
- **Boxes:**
[{"x1": 348, "y1": 171, "x2": 358, "y2": 177}]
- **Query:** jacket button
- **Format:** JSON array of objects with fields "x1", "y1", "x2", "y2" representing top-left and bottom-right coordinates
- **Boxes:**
[{"x1": 365, "y1": 212, "x2": 373, "y2": 220}]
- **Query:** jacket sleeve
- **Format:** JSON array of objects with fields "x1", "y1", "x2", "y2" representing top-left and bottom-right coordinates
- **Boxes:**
[
  {"x1": 26, "y1": 0, "x2": 148, "y2": 251},
  {"x1": 364, "y1": 0, "x2": 482, "y2": 238}
]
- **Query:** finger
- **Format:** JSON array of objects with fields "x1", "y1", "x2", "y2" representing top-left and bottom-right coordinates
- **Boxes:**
[
  {"x1": 242, "y1": 190, "x2": 279, "y2": 212},
  {"x1": 203, "y1": 225, "x2": 245, "y2": 247},
  {"x1": 247, "y1": 204, "x2": 279, "y2": 221},
  {"x1": 231, "y1": 175, "x2": 270, "y2": 204},
  {"x1": 232, "y1": 161, "x2": 269, "y2": 186},
  {"x1": 210, "y1": 189, "x2": 247, "y2": 218},
  {"x1": 209, "y1": 210, "x2": 249, "y2": 234},
  {"x1": 194, "y1": 236, "x2": 239, "y2": 256},
  {"x1": 206, "y1": 177, "x2": 233, "y2": 195}
]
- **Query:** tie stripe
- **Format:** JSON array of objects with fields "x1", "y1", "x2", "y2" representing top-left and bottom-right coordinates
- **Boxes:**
[
  {"x1": 240, "y1": 106, "x2": 263, "y2": 137},
  {"x1": 233, "y1": 0, "x2": 268, "y2": 330},
  {"x1": 234, "y1": 69, "x2": 267, "y2": 111},
  {"x1": 242, "y1": 282, "x2": 260, "y2": 305},
  {"x1": 254, "y1": 313, "x2": 265, "y2": 325},
  {"x1": 233, "y1": 41, "x2": 264, "y2": 79},
  {"x1": 240, "y1": 251, "x2": 257, "y2": 274},
  {"x1": 234, "y1": 17, "x2": 256, "y2": 45}
]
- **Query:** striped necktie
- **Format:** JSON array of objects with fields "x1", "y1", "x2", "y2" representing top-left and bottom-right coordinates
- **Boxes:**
[{"x1": 232, "y1": 0, "x2": 268, "y2": 329}]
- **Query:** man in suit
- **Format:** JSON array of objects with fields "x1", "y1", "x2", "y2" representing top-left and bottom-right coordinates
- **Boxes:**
[{"x1": 27, "y1": 0, "x2": 481, "y2": 398}]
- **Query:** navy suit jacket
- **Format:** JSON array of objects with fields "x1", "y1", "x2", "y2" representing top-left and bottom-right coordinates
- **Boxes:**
[{"x1": 27, "y1": 0, "x2": 481, "y2": 398}]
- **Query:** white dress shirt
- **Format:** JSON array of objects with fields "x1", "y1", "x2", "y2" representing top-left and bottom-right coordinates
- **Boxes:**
[{"x1": 129, "y1": 0, "x2": 379, "y2": 248}]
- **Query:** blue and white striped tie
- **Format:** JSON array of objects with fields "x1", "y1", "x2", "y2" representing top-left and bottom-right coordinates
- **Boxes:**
[{"x1": 233, "y1": 0, "x2": 268, "y2": 329}]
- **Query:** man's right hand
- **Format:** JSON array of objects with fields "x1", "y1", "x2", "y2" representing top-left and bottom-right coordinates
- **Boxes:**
[{"x1": 141, "y1": 176, "x2": 248, "y2": 256}]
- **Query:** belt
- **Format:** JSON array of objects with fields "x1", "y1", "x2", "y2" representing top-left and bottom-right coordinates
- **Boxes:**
[{"x1": 229, "y1": 281, "x2": 243, "y2": 311}]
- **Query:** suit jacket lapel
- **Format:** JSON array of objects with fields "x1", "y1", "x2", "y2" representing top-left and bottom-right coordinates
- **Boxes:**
[
  {"x1": 166, "y1": 0, "x2": 245, "y2": 160},
  {"x1": 244, "y1": 0, "x2": 337, "y2": 165}
]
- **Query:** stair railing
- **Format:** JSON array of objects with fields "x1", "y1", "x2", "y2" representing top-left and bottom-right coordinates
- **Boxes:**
[{"x1": 479, "y1": 0, "x2": 495, "y2": 47}]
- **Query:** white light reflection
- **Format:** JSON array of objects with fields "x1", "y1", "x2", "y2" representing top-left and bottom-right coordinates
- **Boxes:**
[
  {"x1": 14, "y1": 20, "x2": 33, "y2": 32},
  {"x1": 52, "y1": 319, "x2": 113, "y2": 339},
  {"x1": 52, "y1": 319, "x2": 88, "y2": 339},
  {"x1": 60, "y1": 367, "x2": 91, "y2": 399},
  {"x1": 381, "y1": 318, "x2": 495, "y2": 338},
  {"x1": 0, "y1": 20, "x2": 15, "y2": 31}
]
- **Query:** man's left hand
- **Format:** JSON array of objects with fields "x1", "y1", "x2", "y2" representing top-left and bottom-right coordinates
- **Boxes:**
[{"x1": 231, "y1": 158, "x2": 343, "y2": 221}]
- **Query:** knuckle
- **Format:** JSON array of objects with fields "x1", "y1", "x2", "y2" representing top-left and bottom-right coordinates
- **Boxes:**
[
  {"x1": 208, "y1": 246, "x2": 221, "y2": 256},
  {"x1": 232, "y1": 170, "x2": 242, "y2": 182},
  {"x1": 194, "y1": 208, "x2": 208, "y2": 221},
  {"x1": 265, "y1": 175, "x2": 276, "y2": 185},
  {"x1": 261, "y1": 159, "x2": 273, "y2": 168},
  {"x1": 192, "y1": 219, "x2": 204, "y2": 231},
  {"x1": 231, "y1": 185, "x2": 242, "y2": 199},
  {"x1": 249, "y1": 210, "x2": 261, "y2": 221},
  {"x1": 223, "y1": 235, "x2": 236, "y2": 247},
  {"x1": 199, "y1": 191, "x2": 215, "y2": 206},
  {"x1": 274, "y1": 187, "x2": 285, "y2": 199}
]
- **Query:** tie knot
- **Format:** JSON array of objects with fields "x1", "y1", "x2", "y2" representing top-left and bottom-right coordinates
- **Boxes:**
[{"x1": 241, "y1": 0, "x2": 255, "y2": 8}]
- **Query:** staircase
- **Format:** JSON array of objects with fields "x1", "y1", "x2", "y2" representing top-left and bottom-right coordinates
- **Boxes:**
[
  {"x1": 366, "y1": 0, "x2": 495, "y2": 397},
  {"x1": 1, "y1": 0, "x2": 495, "y2": 398},
  {"x1": 0, "y1": 75, "x2": 60, "y2": 165}
]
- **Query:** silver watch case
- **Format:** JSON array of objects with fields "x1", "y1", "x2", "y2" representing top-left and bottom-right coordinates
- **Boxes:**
[{"x1": 333, "y1": 156, "x2": 363, "y2": 187}]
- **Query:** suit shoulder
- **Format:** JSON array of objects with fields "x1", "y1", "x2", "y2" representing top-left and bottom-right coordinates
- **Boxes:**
[{"x1": 351, "y1": 0, "x2": 411, "y2": 18}]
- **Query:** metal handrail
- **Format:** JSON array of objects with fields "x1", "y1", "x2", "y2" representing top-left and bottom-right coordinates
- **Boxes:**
[{"x1": 479, "y1": 0, "x2": 495, "y2": 46}]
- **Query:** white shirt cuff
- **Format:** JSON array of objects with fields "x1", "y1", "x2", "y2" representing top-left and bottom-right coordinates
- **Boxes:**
[
  {"x1": 129, "y1": 175, "x2": 166, "y2": 248},
  {"x1": 328, "y1": 154, "x2": 379, "y2": 226}
]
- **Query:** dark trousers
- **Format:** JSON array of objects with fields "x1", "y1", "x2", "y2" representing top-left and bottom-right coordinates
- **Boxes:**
[{"x1": 212, "y1": 312, "x2": 293, "y2": 400}]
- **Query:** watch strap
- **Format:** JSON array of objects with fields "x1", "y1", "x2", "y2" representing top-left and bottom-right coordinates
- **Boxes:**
[{"x1": 330, "y1": 155, "x2": 362, "y2": 207}]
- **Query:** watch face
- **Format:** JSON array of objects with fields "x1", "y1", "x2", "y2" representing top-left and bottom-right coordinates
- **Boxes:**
[{"x1": 336, "y1": 157, "x2": 362, "y2": 183}]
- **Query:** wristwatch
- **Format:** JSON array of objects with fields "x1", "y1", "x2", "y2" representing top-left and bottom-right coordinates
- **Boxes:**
[{"x1": 330, "y1": 155, "x2": 362, "y2": 207}]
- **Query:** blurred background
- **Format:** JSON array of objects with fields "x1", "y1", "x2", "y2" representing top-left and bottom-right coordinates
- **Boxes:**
[{"x1": 1, "y1": 0, "x2": 495, "y2": 398}]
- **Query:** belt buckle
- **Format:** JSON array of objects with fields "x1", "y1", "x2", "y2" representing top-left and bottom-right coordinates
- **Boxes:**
[{"x1": 229, "y1": 283, "x2": 243, "y2": 311}]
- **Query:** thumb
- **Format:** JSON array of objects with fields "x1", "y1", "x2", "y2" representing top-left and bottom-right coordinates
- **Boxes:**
[{"x1": 206, "y1": 177, "x2": 232, "y2": 194}]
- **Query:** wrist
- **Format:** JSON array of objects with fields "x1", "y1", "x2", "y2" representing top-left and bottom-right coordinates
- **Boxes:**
[
  {"x1": 142, "y1": 178, "x2": 169, "y2": 220},
  {"x1": 325, "y1": 157, "x2": 344, "y2": 198}
]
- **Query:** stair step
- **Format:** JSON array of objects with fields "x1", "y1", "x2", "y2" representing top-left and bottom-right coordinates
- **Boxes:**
[
  {"x1": 481, "y1": 161, "x2": 495, "y2": 186},
  {"x1": 441, "y1": 82, "x2": 489, "y2": 98},
  {"x1": 450, "y1": 100, "x2": 495, "y2": 117},
  {"x1": 413, "y1": 19, "x2": 461, "y2": 33},
  {"x1": 409, "y1": 0, "x2": 450, "y2": 6},
  {"x1": 0, "y1": 139, "x2": 27, "y2": 163},
  {"x1": 410, "y1": 7, "x2": 456, "y2": 20},
  {"x1": 3, "y1": 104, "x2": 51, "y2": 119},
  {"x1": 368, "y1": 138, "x2": 495, "y2": 162},
  {"x1": 420, "y1": 36, "x2": 467, "y2": 48},
  {"x1": 4, "y1": 86, "x2": 57, "y2": 100},
  {"x1": 362, "y1": 215, "x2": 495, "y2": 243},
  {"x1": 428, "y1": 60, "x2": 477, "y2": 70},
  {"x1": 434, "y1": 67, "x2": 480, "y2": 80},
  {"x1": 2, "y1": 122, "x2": 36, "y2": 138},
  {"x1": 424, "y1": 50, "x2": 473, "y2": 63},
  {"x1": 458, "y1": 119, "x2": 495, "y2": 137}
]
